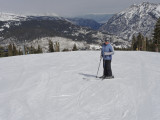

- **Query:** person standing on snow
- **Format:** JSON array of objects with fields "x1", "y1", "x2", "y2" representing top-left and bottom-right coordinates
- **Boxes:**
[{"x1": 100, "y1": 39, "x2": 114, "y2": 79}]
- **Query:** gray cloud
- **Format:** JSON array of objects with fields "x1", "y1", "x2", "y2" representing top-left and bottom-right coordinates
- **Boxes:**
[{"x1": 0, "y1": 0, "x2": 159, "y2": 16}]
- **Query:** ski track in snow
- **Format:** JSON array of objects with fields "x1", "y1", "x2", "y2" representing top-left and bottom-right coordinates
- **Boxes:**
[{"x1": 0, "y1": 51, "x2": 160, "y2": 120}]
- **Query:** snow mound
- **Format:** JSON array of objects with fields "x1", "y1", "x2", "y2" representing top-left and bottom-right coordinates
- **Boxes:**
[{"x1": 0, "y1": 51, "x2": 160, "y2": 120}]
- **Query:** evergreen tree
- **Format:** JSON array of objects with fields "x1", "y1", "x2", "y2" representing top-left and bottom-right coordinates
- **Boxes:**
[
  {"x1": 131, "y1": 35, "x2": 137, "y2": 50},
  {"x1": 142, "y1": 38, "x2": 146, "y2": 51},
  {"x1": 48, "y1": 40, "x2": 54, "y2": 52},
  {"x1": 146, "y1": 37, "x2": 149, "y2": 51},
  {"x1": 12, "y1": 44, "x2": 18, "y2": 56},
  {"x1": 8, "y1": 44, "x2": 13, "y2": 56},
  {"x1": 37, "y1": 45, "x2": 42, "y2": 53},
  {"x1": 72, "y1": 44, "x2": 78, "y2": 51},
  {"x1": 153, "y1": 18, "x2": 160, "y2": 52},
  {"x1": 30, "y1": 45, "x2": 34, "y2": 54},
  {"x1": 137, "y1": 33, "x2": 143, "y2": 50},
  {"x1": 0, "y1": 46, "x2": 4, "y2": 57},
  {"x1": 148, "y1": 41, "x2": 155, "y2": 52}
]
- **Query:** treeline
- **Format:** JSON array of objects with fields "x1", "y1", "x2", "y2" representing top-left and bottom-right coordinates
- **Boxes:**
[
  {"x1": 24, "y1": 45, "x2": 43, "y2": 54},
  {"x1": 0, "y1": 44, "x2": 43, "y2": 57},
  {"x1": 48, "y1": 41, "x2": 60, "y2": 52},
  {"x1": 131, "y1": 33, "x2": 150, "y2": 51},
  {"x1": 0, "y1": 40, "x2": 79, "y2": 58},
  {"x1": 131, "y1": 18, "x2": 160, "y2": 52},
  {"x1": 48, "y1": 40, "x2": 78, "y2": 52},
  {"x1": 0, "y1": 44, "x2": 22, "y2": 57},
  {"x1": 153, "y1": 18, "x2": 160, "y2": 52}
]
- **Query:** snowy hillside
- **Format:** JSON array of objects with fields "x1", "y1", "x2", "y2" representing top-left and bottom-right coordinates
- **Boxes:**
[
  {"x1": 0, "y1": 12, "x2": 60, "y2": 21},
  {"x1": 0, "y1": 51, "x2": 160, "y2": 120},
  {"x1": 0, "y1": 12, "x2": 26, "y2": 21},
  {"x1": 100, "y1": 2, "x2": 160, "y2": 40}
]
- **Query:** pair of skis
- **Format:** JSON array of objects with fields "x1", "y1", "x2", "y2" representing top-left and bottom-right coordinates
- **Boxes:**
[
  {"x1": 97, "y1": 76, "x2": 114, "y2": 80},
  {"x1": 82, "y1": 75, "x2": 114, "y2": 81}
]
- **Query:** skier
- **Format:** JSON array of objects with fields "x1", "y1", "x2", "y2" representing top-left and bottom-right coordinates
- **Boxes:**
[{"x1": 100, "y1": 39, "x2": 114, "y2": 79}]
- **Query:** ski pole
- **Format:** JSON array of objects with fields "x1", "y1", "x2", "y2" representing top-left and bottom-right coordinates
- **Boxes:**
[{"x1": 96, "y1": 57, "x2": 102, "y2": 78}]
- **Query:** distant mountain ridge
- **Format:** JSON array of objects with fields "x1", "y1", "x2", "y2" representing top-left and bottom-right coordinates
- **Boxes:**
[
  {"x1": 0, "y1": 12, "x2": 61, "y2": 21},
  {"x1": 100, "y1": 2, "x2": 160, "y2": 40},
  {"x1": 66, "y1": 18, "x2": 101, "y2": 30},
  {"x1": 76, "y1": 13, "x2": 114, "y2": 23},
  {"x1": 66, "y1": 14, "x2": 114, "y2": 31}
]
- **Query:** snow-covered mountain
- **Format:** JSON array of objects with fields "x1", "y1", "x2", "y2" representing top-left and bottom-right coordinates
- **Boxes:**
[
  {"x1": 0, "y1": 12, "x2": 60, "y2": 21},
  {"x1": 0, "y1": 51, "x2": 160, "y2": 120},
  {"x1": 0, "y1": 12, "x2": 63, "y2": 33},
  {"x1": 0, "y1": 12, "x2": 129, "y2": 51},
  {"x1": 0, "y1": 12, "x2": 26, "y2": 21},
  {"x1": 100, "y1": 2, "x2": 160, "y2": 40}
]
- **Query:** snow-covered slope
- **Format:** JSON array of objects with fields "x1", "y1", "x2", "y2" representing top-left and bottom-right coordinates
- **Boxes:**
[
  {"x1": 0, "y1": 51, "x2": 160, "y2": 120},
  {"x1": 100, "y1": 2, "x2": 160, "y2": 40},
  {"x1": 0, "y1": 12, "x2": 26, "y2": 21},
  {"x1": 0, "y1": 12, "x2": 60, "y2": 21}
]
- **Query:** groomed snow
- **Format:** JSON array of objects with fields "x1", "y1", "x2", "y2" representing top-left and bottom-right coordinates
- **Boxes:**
[{"x1": 0, "y1": 51, "x2": 160, "y2": 120}]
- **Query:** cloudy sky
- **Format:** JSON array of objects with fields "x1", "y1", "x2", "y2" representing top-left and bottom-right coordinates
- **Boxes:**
[{"x1": 0, "y1": 0, "x2": 159, "y2": 16}]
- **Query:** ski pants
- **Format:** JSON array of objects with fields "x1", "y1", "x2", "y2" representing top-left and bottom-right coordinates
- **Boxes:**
[{"x1": 103, "y1": 60, "x2": 112, "y2": 76}]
